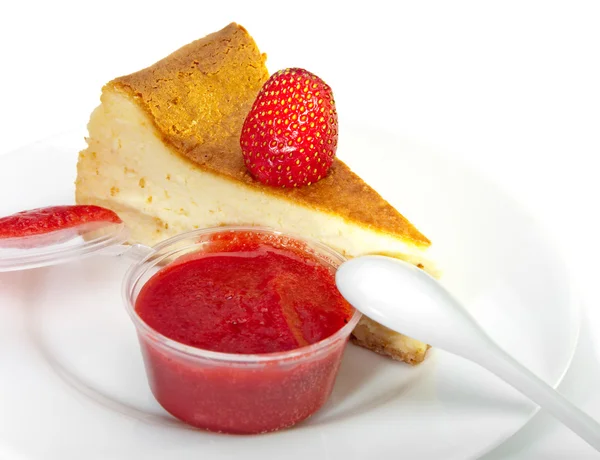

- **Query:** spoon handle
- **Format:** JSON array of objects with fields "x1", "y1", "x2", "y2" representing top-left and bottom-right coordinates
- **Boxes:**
[{"x1": 477, "y1": 345, "x2": 600, "y2": 451}]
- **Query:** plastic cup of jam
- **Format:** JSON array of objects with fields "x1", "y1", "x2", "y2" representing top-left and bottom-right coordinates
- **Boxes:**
[{"x1": 122, "y1": 226, "x2": 361, "y2": 434}]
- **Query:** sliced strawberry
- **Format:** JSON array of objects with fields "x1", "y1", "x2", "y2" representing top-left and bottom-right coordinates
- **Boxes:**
[{"x1": 240, "y1": 68, "x2": 338, "y2": 187}]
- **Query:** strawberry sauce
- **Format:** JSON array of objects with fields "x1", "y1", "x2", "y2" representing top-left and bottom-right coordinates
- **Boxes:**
[
  {"x1": 133, "y1": 231, "x2": 355, "y2": 434},
  {"x1": 136, "y1": 239, "x2": 352, "y2": 354},
  {"x1": 0, "y1": 205, "x2": 121, "y2": 240}
]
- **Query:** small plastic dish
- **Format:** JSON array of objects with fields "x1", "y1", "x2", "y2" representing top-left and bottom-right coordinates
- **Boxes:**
[
  {"x1": 0, "y1": 221, "x2": 128, "y2": 272},
  {"x1": 122, "y1": 226, "x2": 362, "y2": 434}
]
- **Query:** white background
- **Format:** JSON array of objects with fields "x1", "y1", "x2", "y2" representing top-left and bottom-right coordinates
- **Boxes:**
[{"x1": 1, "y1": 1, "x2": 599, "y2": 458}]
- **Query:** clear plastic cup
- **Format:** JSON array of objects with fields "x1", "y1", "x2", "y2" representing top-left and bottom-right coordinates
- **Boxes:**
[{"x1": 123, "y1": 226, "x2": 361, "y2": 434}]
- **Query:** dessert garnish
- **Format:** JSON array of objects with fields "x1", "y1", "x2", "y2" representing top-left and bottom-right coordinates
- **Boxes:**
[{"x1": 240, "y1": 68, "x2": 338, "y2": 187}]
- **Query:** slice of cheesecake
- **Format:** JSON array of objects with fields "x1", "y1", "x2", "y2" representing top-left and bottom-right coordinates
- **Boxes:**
[{"x1": 75, "y1": 23, "x2": 433, "y2": 364}]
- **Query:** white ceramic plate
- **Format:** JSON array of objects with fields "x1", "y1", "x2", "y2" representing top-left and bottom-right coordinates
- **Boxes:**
[{"x1": 0, "y1": 129, "x2": 579, "y2": 460}]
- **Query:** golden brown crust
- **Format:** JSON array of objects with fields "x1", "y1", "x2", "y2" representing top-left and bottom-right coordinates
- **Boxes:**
[
  {"x1": 350, "y1": 333, "x2": 430, "y2": 365},
  {"x1": 107, "y1": 23, "x2": 429, "y2": 246},
  {"x1": 349, "y1": 336, "x2": 430, "y2": 365},
  {"x1": 109, "y1": 23, "x2": 268, "y2": 166}
]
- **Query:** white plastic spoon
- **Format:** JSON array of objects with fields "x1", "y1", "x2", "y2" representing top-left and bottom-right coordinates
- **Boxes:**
[{"x1": 336, "y1": 255, "x2": 600, "y2": 451}]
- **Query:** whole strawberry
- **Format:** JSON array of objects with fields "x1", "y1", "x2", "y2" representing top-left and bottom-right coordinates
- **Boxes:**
[{"x1": 240, "y1": 68, "x2": 338, "y2": 187}]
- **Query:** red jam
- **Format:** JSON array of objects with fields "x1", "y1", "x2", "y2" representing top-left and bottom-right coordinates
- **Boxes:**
[
  {"x1": 133, "y1": 231, "x2": 355, "y2": 434},
  {"x1": 0, "y1": 205, "x2": 121, "y2": 247}
]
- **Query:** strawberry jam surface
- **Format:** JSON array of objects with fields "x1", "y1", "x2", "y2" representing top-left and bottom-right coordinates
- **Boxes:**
[
  {"x1": 132, "y1": 231, "x2": 356, "y2": 434},
  {"x1": 135, "y1": 237, "x2": 352, "y2": 354}
]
